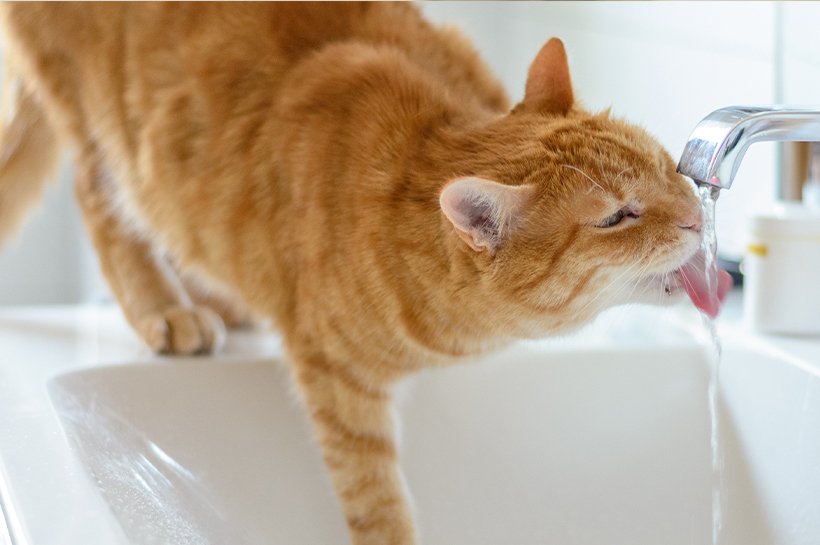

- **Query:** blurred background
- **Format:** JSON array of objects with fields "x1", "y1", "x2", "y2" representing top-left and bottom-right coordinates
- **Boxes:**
[{"x1": 0, "y1": 1, "x2": 818, "y2": 306}]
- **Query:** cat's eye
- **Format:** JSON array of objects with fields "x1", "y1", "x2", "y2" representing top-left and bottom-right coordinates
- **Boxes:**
[{"x1": 597, "y1": 207, "x2": 639, "y2": 228}]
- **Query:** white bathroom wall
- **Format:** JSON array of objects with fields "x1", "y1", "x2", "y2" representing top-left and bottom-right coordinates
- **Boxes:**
[
  {"x1": 781, "y1": 2, "x2": 820, "y2": 105},
  {"x1": 1, "y1": 2, "x2": 816, "y2": 305}
]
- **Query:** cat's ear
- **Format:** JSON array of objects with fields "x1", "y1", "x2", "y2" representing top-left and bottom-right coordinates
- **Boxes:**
[
  {"x1": 439, "y1": 177, "x2": 534, "y2": 254},
  {"x1": 522, "y1": 38, "x2": 574, "y2": 115}
]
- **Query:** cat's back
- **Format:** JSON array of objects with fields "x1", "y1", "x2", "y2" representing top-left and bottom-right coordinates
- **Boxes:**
[
  {"x1": 2, "y1": 2, "x2": 431, "y2": 81},
  {"x1": 0, "y1": 2, "x2": 442, "y2": 169},
  {"x1": 3, "y1": 2, "x2": 504, "y2": 118}
]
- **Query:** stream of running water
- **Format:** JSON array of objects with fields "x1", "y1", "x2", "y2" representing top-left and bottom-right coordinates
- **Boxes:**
[{"x1": 698, "y1": 185, "x2": 725, "y2": 545}]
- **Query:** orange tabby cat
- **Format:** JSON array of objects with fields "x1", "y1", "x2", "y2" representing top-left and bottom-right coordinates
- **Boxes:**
[{"x1": 0, "y1": 3, "x2": 720, "y2": 543}]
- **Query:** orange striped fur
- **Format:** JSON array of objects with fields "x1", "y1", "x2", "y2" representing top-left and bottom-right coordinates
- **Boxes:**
[{"x1": 0, "y1": 3, "x2": 703, "y2": 543}]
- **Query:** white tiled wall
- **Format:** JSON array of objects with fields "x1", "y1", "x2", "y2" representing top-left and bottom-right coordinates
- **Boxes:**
[{"x1": 1, "y1": 2, "x2": 818, "y2": 304}]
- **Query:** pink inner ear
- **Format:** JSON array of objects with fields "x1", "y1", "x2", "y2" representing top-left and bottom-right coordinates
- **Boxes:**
[
  {"x1": 440, "y1": 178, "x2": 535, "y2": 254},
  {"x1": 524, "y1": 38, "x2": 574, "y2": 115}
]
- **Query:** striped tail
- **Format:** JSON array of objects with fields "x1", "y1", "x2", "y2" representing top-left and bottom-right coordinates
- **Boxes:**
[{"x1": 0, "y1": 67, "x2": 59, "y2": 247}]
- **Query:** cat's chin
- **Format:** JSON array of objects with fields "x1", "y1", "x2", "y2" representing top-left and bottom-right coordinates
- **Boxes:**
[
  {"x1": 621, "y1": 272, "x2": 688, "y2": 307},
  {"x1": 623, "y1": 237, "x2": 704, "y2": 307}
]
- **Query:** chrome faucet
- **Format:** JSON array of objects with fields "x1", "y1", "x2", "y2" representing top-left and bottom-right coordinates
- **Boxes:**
[{"x1": 677, "y1": 107, "x2": 820, "y2": 192}]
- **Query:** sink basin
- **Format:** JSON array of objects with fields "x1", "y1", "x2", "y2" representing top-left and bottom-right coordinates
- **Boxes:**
[
  {"x1": 2, "y1": 299, "x2": 819, "y2": 545},
  {"x1": 46, "y1": 330, "x2": 819, "y2": 545},
  {"x1": 50, "y1": 347, "x2": 715, "y2": 545},
  {"x1": 48, "y1": 360, "x2": 345, "y2": 545}
]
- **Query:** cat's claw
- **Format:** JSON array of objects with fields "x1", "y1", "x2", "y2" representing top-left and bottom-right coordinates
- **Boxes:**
[{"x1": 137, "y1": 305, "x2": 226, "y2": 355}]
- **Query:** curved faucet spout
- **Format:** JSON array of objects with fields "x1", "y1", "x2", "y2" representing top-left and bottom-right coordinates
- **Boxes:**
[{"x1": 677, "y1": 106, "x2": 820, "y2": 190}]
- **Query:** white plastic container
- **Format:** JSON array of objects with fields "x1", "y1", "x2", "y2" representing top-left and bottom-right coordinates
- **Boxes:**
[{"x1": 744, "y1": 202, "x2": 820, "y2": 335}]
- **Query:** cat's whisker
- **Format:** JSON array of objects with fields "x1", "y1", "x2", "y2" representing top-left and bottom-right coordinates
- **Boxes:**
[
  {"x1": 617, "y1": 258, "x2": 651, "y2": 293},
  {"x1": 678, "y1": 266, "x2": 698, "y2": 296},
  {"x1": 560, "y1": 164, "x2": 605, "y2": 194},
  {"x1": 614, "y1": 166, "x2": 632, "y2": 185},
  {"x1": 581, "y1": 262, "x2": 640, "y2": 310},
  {"x1": 573, "y1": 258, "x2": 643, "y2": 315},
  {"x1": 578, "y1": 239, "x2": 668, "y2": 313},
  {"x1": 620, "y1": 244, "x2": 677, "y2": 306},
  {"x1": 621, "y1": 258, "x2": 655, "y2": 304},
  {"x1": 657, "y1": 272, "x2": 669, "y2": 307},
  {"x1": 594, "y1": 146, "x2": 612, "y2": 190}
]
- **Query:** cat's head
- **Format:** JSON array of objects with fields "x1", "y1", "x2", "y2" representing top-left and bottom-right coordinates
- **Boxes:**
[{"x1": 439, "y1": 38, "x2": 705, "y2": 335}]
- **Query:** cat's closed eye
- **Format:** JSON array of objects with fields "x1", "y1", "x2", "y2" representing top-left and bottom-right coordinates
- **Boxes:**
[{"x1": 596, "y1": 206, "x2": 640, "y2": 228}]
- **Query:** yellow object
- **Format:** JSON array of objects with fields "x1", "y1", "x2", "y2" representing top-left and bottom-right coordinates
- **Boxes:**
[{"x1": 747, "y1": 243, "x2": 768, "y2": 257}]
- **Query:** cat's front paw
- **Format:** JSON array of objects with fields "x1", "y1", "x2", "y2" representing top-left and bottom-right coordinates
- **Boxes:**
[
  {"x1": 136, "y1": 306, "x2": 226, "y2": 355},
  {"x1": 207, "y1": 301, "x2": 254, "y2": 330}
]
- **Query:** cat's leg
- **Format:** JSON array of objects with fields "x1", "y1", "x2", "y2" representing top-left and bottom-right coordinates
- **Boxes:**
[
  {"x1": 179, "y1": 271, "x2": 254, "y2": 329},
  {"x1": 292, "y1": 353, "x2": 417, "y2": 545},
  {"x1": 74, "y1": 149, "x2": 225, "y2": 354}
]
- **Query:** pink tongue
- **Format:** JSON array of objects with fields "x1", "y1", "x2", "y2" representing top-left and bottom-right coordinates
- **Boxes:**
[{"x1": 678, "y1": 252, "x2": 733, "y2": 318}]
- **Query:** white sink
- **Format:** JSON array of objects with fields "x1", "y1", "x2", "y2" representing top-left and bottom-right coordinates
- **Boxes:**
[
  {"x1": 2, "y1": 297, "x2": 819, "y2": 545},
  {"x1": 48, "y1": 360, "x2": 346, "y2": 545}
]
